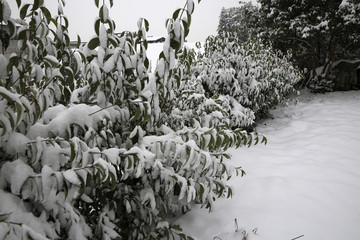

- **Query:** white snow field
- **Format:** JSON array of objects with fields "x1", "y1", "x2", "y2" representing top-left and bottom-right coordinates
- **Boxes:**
[{"x1": 174, "y1": 90, "x2": 360, "y2": 240}]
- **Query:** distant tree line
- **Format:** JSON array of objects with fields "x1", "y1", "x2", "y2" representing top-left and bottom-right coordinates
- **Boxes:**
[{"x1": 218, "y1": 0, "x2": 360, "y2": 92}]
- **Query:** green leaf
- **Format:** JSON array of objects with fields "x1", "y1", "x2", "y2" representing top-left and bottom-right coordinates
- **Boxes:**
[
  {"x1": 15, "y1": 102, "x2": 23, "y2": 125},
  {"x1": 70, "y1": 142, "x2": 75, "y2": 162},
  {"x1": 215, "y1": 135, "x2": 222, "y2": 148},
  {"x1": 199, "y1": 183, "x2": 204, "y2": 199},
  {"x1": 172, "y1": 9, "x2": 181, "y2": 19},
  {"x1": 171, "y1": 225, "x2": 182, "y2": 231},
  {"x1": 174, "y1": 183, "x2": 181, "y2": 196},
  {"x1": 247, "y1": 135, "x2": 252, "y2": 147},
  {"x1": 87, "y1": 37, "x2": 99, "y2": 50},
  {"x1": 127, "y1": 157, "x2": 132, "y2": 169},
  {"x1": 144, "y1": 18, "x2": 149, "y2": 32},
  {"x1": 7, "y1": 19, "x2": 16, "y2": 38},
  {"x1": 108, "y1": 36, "x2": 118, "y2": 47},
  {"x1": 99, "y1": 6, "x2": 104, "y2": 21},
  {"x1": 64, "y1": 32, "x2": 70, "y2": 46},
  {"x1": 186, "y1": 11, "x2": 192, "y2": 27},
  {"x1": 90, "y1": 81, "x2": 100, "y2": 95},
  {"x1": 242, "y1": 134, "x2": 247, "y2": 145},
  {"x1": 184, "y1": 24, "x2": 190, "y2": 37},
  {"x1": 41, "y1": 6, "x2": 52, "y2": 23},
  {"x1": 16, "y1": 0, "x2": 21, "y2": 8},
  {"x1": 261, "y1": 136, "x2": 267, "y2": 145},
  {"x1": 20, "y1": 4, "x2": 31, "y2": 20},
  {"x1": 255, "y1": 136, "x2": 259, "y2": 145},
  {"x1": 106, "y1": 19, "x2": 114, "y2": 34},
  {"x1": 94, "y1": 0, "x2": 99, "y2": 8},
  {"x1": 33, "y1": 0, "x2": 40, "y2": 11},
  {"x1": 110, "y1": 0, "x2": 114, "y2": 7},
  {"x1": 144, "y1": 58, "x2": 149, "y2": 69},
  {"x1": 227, "y1": 187, "x2": 232, "y2": 198},
  {"x1": 130, "y1": 105, "x2": 142, "y2": 122},
  {"x1": 63, "y1": 87, "x2": 71, "y2": 102},
  {"x1": 0, "y1": 120, "x2": 8, "y2": 136},
  {"x1": 44, "y1": 56, "x2": 60, "y2": 67},
  {"x1": 76, "y1": 35, "x2": 81, "y2": 48},
  {"x1": 223, "y1": 153, "x2": 230, "y2": 159},
  {"x1": 0, "y1": 30, "x2": 10, "y2": 50},
  {"x1": 204, "y1": 128, "x2": 214, "y2": 135},
  {"x1": 65, "y1": 68, "x2": 74, "y2": 90},
  {"x1": 187, "y1": 0, "x2": 195, "y2": 14},
  {"x1": 108, "y1": 171, "x2": 116, "y2": 189}
]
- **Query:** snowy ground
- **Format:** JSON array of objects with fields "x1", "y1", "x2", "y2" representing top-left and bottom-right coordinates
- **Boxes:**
[{"x1": 174, "y1": 90, "x2": 360, "y2": 240}]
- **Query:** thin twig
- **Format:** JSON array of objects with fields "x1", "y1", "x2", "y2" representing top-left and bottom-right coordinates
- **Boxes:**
[
  {"x1": 0, "y1": 221, "x2": 23, "y2": 226},
  {"x1": 88, "y1": 104, "x2": 118, "y2": 116},
  {"x1": 291, "y1": 235, "x2": 304, "y2": 240}
]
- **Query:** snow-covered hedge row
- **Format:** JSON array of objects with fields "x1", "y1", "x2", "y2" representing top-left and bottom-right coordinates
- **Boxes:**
[
  {"x1": 192, "y1": 32, "x2": 302, "y2": 128},
  {"x1": 0, "y1": 1, "x2": 263, "y2": 239}
]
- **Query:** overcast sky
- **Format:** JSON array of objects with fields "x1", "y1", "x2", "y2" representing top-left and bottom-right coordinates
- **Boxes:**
[{"x1": 9, "y1": 0, "x2": 257, "y2": 42}]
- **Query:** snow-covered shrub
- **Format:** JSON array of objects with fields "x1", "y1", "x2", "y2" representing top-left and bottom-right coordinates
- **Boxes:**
[
  {"x1": 195, "y1": 32, "x2": 302, "y2": 127},
  {"x1": 307, "y1": 76, "x2": 335, "y2": 93},
  {"x1": 0, "y1": 1, "x2": 264, "y2": 239}
]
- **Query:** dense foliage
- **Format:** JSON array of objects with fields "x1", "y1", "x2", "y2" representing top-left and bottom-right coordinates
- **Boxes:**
[
  {"x1": 0, "y1": 0, "x2": 268, "y2": 239},
  {"x1": 218, "y1": 0, "x2": 360, "y2": 92},
  {"x1": 217, "y1": 3, "x2": 261, "y2": 42},
  {"x1": 189, "y1": 33, "x2": 302, "y2": 127},
  {"x1": 259, "y1": 0, "x2": 360, "y2": 92}
]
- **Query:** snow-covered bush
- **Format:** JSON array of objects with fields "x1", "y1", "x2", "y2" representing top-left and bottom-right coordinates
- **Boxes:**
[
  {"x1": 194, "y1": 32, "x2": 302, "y2": 127},
  {"x1": 0, "y1": 1, "x2": 264, "y2": 239}
]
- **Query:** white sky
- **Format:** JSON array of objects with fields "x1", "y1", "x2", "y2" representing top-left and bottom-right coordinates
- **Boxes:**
[{"x1": 8, "y1": 0, "x2": 257, "y2": 42}]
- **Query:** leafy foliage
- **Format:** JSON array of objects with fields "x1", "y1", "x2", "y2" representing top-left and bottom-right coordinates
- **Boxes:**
[
  {"x1": 258, "y1": 0, "x2": 360, "y2": 92},
  {"x1": 192, "y1": 33, "x2": 302, "y2": 127},
  {"x1": 0, "y1": 0, "x2": 265, "y2": 239},
  {"x1": 217, "y1": 2, "x2": 262, "y2": 42}
]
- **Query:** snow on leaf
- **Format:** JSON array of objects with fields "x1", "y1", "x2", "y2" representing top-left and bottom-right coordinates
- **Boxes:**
[
  {"x1": 99, "y1": 24, "x2": 108, "y2": 48},
  {"x1": 187, "y1": 185, "x2": 196, "y2": 203},
  {"x1": 0, "y1": 160, "x2": 33, "y2": 195},
  {"x1": 102, "y1": 4, "x2": 109, "y2": 22},
  {"x1": 178, "y1": 176, "x2": 188, "y2": 200},
  {"x1": 94, "y1": 158, "x2": 117, "y2": 183},
  {"x1": 102, "y1": 148, "x2": 124, "y2": 165},
  {"x1": 63, "y1": 169, "x2": 81, "y2": 186},
  {"x1": 156, "y1": 221, "x2": 169, "y2": 229},
  {"x1": 125, "y1": 200, "x2": 131, "y2": 213},
  {"x1": 103, "y1": 54, "x2": 115, "y2": 73},
  {"x1": 187, "y1": 0, "x2": 194, "y2": 14},
  {"x1": 44, "y1": 55, "x2": 60, "y2": 68},
  {"x1": 80, "y1": 194, "x2": 93, "y2": 203},
  {"x1": 140, "y1": 188, "x2": 156, "y2": 210},
  {"x1": 41, "y1": 165, "x2": 55, "y2": 202},
  {"x1": 22, "y1": 224, "x2": 50, "y2": 240},
  {"x1": 1, "y1": 0, "x2": 11, "y2": 22}
]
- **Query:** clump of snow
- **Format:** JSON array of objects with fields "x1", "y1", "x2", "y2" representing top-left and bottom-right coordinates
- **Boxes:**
[
  {"x1": 0, "y1": 189, "x2": 57, "y2": 239},
  {"x1": 4, "y1": 132, "x2": 30, "y2": 156}
]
